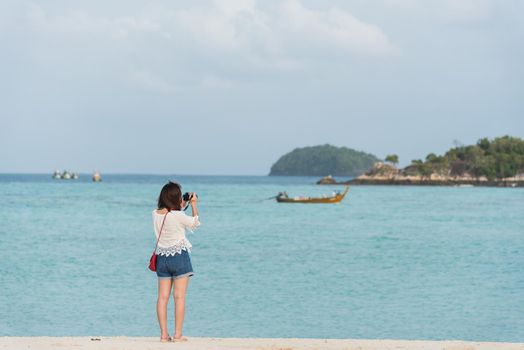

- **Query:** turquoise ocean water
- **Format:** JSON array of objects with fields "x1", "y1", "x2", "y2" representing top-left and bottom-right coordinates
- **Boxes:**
[{"x1": 0, "y1": 174, "x2": 523, "y2": 341}]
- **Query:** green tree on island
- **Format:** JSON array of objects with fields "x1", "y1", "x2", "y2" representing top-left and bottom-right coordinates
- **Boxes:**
[
  {"x1": 385, "y1": 154, "x2": 399, "y2": 166},
  {"x1": 269, "y1": 144, "x2": 379, "y2": 176},
  {"x1": 404, "y1": 136, "x2": 524, "y2": 180}
]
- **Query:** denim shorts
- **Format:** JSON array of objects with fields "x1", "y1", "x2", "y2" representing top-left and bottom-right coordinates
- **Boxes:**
[{"x1": 156, "y1": 250, "x2": 194, "y2": 280}]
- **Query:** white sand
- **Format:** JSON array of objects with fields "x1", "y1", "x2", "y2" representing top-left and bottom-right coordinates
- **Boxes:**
[{"x1": 1, "y1": 337, "x2": 523, "y2": 350}]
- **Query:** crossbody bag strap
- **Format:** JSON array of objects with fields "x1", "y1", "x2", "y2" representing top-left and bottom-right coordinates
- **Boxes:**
[{"x1": 153, "y1": 211, "x2": 169, "y2": 254}]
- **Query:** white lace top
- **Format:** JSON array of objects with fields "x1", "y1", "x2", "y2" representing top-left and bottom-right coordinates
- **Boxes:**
[{"x1": 153, "y1": 210, "x2": 200, "y2": 256}]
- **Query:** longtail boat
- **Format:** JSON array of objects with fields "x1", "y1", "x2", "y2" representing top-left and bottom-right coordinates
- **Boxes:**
[{"x1": 276, "y1": 186, "x2": 349, "y2": 204}]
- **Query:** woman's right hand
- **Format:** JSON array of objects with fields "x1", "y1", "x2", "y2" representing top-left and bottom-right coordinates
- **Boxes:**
[{"x1": 189, "y1": 192, "x2": 199, "y2": 218}]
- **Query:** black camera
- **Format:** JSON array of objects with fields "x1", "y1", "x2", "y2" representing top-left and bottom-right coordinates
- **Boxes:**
[{"x1": 183, "y1": 192, "x2": 197, "y2": 201}]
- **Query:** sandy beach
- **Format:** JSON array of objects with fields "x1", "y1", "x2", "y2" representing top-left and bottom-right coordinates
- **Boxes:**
[{"x1": 1, "y1": 337, "x2": 523, "y2": 350}]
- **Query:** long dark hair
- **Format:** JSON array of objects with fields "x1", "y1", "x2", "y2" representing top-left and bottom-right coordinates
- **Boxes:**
[{"x1": 157, "y1": 181, "x2": 182, "y2": 211}]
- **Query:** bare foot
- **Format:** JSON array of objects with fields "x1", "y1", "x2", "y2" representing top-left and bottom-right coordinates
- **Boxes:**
[
  {"x1": 160, "y1": 334, "x2": 171, "y2": 342},
  {"x1": 172, "y1": 336, "x2": 188, "y2": 342}
]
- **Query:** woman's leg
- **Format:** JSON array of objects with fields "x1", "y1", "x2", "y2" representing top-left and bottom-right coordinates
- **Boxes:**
[
  {"x1": 157, "y1": 279, "x2": 173, "y2": 339},
  {"x1": 173, "y1": 277, "x2": 190, "y2": 339}
]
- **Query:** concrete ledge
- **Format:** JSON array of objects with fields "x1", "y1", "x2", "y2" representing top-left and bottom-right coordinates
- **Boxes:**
[{"x1": 1, "y1": 337, "x2": 523, "y2": 350}]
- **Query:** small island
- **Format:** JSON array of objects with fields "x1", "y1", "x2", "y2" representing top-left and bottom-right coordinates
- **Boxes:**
[
  {"x1": 269, "y1": 144, "x2": 379, "y2": 177},
  {"x1": 348, "y1": 136, "x2": 524, "y2": 187}
]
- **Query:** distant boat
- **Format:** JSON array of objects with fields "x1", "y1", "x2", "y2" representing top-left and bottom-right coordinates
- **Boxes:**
[
  {"x1": 92, "y1": 171, "x2": 102, "y2": 182},
  {"x1": 53, "y1": 170, "x2": 78, "y2": 180},
  {"x1": 276, "y1": 186, "x2": 349, "y2": 204}
]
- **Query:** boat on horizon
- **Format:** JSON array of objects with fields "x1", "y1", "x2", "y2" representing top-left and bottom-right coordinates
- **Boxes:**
[
  {"x1": 276, "y1": 186, "x2": 349, "y2": 204},
  {"x1": 92, "y1": 170, "x2": 102, "y2": 182},
  {"x1": 52, "y1": 170, "x2": 79, "y2": 180}
]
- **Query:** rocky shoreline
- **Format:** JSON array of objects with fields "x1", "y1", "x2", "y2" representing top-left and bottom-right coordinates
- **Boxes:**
[
  {"x1": 316, "y1": 163, "x2": 524, "y2": 187},
  {"x1": 348, "y1": 178, "x2": 524, "y2": 187}
]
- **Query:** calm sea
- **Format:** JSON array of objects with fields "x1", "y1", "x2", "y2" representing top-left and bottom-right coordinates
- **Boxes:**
[{"x1": 0, "y1": 174, "x2": 523, "y2": 341}]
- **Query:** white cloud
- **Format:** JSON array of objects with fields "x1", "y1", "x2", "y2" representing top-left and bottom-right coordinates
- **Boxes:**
[
  {"x1": 174, "y1": 0, "x2": 396, "y2": 59},
  {"x1": 280, "y1": 0, "x2": 394, "y2": 56},
  {"x1": 14, "y1": 1, "x2": 397, "y2": 92}
]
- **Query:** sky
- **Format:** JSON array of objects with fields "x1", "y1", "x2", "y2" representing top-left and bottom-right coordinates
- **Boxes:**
[{"x1": 1, "y1": 0, "x2": 523, "y2": 175}]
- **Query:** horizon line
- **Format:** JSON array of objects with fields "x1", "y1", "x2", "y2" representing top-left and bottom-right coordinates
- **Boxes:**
[{"x1": 0, "y1": 172, "x2": 333, "y2": 177}]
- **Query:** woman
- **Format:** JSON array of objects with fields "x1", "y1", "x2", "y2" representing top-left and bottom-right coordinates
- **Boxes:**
[{"x1": 153, "y1": 181, "x2": 200, "y2": 342}]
